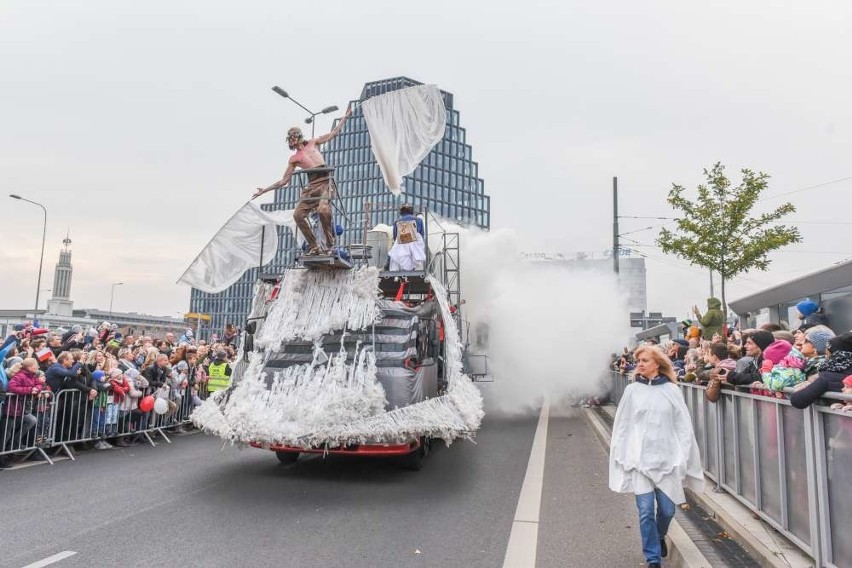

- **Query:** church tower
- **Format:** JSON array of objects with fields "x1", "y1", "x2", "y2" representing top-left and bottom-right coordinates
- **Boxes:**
[{"x1": 46, "y1": 232, "x2": 74, "y2": 316}]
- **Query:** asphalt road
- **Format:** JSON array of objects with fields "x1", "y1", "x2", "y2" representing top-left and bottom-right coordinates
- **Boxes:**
[{"x1": 1, "y1": 411, "x2": 645, "y2": 568}]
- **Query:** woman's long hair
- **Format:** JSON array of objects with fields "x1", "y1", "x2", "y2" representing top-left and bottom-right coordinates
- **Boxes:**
[
  {"x1": 632, "y1": 345, "x2": 678, "y2": 383},
  {"x1": 140, "y1": 347, "x2": 159, "y2": 371},
  {"x1": 169, "y1": 345, "x2": 187, "y2": 366}
]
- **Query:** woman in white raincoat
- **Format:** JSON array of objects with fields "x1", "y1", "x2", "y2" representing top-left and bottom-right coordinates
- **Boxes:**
[{"x1": 609, "y1": 345, "x2": 704, "y2": 568}]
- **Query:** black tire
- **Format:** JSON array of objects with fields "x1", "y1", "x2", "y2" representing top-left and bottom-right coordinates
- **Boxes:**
[
  {"x1": 275, "y1": 450, "x2": 299, "y2": 464},
  {"x1": 399, "y1": 438, "x2": 429, "y2": 471}
]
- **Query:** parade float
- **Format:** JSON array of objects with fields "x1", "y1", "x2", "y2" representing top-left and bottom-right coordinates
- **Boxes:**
[{"x1": 179, "y1": 84, "x2": 485, "y2": 468}]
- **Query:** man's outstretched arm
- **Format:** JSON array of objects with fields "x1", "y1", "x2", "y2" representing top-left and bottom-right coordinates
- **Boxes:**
[
  {"x1": 253, "y1": 162, "x2": 297, "y2": 199},
  {"x1": 313, "y1": 105, "x2": 352, "y2": 146}
]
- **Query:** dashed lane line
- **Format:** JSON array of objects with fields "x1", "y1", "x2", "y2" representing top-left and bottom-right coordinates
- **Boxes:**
[{"x1": 21, "y1": 551, "x2": 77, "y2": 568}]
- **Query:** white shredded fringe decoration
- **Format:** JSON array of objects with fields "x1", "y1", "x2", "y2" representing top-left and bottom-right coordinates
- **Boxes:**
[
  {"x1": 192, "y1": 268, "x2": 484, "y2": 447},
  {"x1": 256, "y1": 266, "x2": 381, "y2": 347}
]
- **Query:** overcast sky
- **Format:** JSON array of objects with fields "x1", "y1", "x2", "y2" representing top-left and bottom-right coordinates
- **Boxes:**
[{"x1": 2, "y1": 0, "x2": 851, "y2": 320}]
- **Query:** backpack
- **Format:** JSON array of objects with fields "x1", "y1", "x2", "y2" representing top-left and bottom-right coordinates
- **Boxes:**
[{"x1": 397, "y1": 220, "x2": 417, "y2": 244}]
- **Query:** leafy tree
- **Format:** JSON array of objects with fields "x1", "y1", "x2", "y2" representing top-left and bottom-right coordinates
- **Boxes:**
[{"x1": 656, "y1": 162, "x2": 801, "y2": 313}]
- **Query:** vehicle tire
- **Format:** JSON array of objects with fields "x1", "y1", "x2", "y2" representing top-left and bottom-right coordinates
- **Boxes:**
[
  {"x1": 275, "y1": 450, "x2": 299, "y2": 464},
  {"x1": 400, "y1": 438, "x2": 428, "y2": 471}
]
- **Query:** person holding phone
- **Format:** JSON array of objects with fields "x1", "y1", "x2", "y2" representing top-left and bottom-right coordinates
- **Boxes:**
[{"x1": 610, "y1": 346, "x2": 704, "y2": 568}]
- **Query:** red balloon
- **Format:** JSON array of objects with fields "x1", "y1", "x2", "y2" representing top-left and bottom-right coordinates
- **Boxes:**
[{"x1": 139, "y1": 395, "x2": 155, "y2": 413}]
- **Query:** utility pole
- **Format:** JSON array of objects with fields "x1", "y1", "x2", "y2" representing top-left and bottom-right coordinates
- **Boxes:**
[
  {"x1": 612, "y1": 177, "x2": 619, "y2": 274},
  {"x1": 709, "y1": 270, "x2": 714, "y2": 298}
]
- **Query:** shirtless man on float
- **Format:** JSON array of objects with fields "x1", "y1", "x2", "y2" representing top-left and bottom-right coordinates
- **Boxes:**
[{"x1": 253, "y1": 105, "x2": 352, "y2": 255}]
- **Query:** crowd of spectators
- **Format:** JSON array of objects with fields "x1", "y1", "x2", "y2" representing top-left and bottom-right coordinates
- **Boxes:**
[
  {"x1": 612, "y1": 298, "x2": 852, "y2": 411},
  {"x1": 0, "y1": 320, "x2": 238, "y2": 469}
]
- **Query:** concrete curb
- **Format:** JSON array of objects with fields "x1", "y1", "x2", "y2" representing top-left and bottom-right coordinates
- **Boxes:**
[
  {"x1": 684, "y1": 485, "x2": 813, "y2": 568},
  {"x1": 583, "y1": 407, "x2": 713, "y2": 568}
]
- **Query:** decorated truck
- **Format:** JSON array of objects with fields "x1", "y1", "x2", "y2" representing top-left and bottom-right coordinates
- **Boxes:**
[
  {"x1": 188, "y1": 212, "x2": 484, "y2": 470},
  {"x1": 181, "y1": 84, "x2": 485, "y2": 469}
]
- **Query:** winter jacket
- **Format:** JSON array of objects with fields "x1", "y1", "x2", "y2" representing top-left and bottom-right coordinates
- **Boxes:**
[
  {"x1": 4, "y1": 369, "x2": 43, "y2": 416},
  {"x1": 790, "y1": 351, "x2": 852, "y2": 409},
  {"x1": 120, "y1": 377, "x2": 144, "y2": 412},
  {"x1": 727, "y1": 355, "x2": 763, "y2": 386},
  {"x1": 143, "y1": 365, "x2": 168, "y2": 389},
  {"x1": 697, "y1": 298, "x2": 724, "y2": 339},
  {"x1": 0, "y1": 334, "x2": 20, "y2": 393},
  {"x1": 760, "y1": 348, "x2": 806, "y2": 392},
  {"x1": 45, "y1": 362, "x2": 88, "y2": 396},
  {"x1": 109, "y1": 377, "x2": 130, "y2": 403}
]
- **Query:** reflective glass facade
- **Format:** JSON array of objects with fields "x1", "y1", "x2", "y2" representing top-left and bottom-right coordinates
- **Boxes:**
[{"x1": 190, "y1": 76, "x2": 489, "y2": 338}]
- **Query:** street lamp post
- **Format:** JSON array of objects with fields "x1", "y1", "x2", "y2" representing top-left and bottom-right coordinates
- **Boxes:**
[
  {"x1": 109, "y1": 282, "x2": 124, "y2": 319},
  {"x1": 271, "y1": 86, "x2": 338, "y2": 138},
  {"x1": 10, "y1": 194, "x2": 47, "y2": 315}
]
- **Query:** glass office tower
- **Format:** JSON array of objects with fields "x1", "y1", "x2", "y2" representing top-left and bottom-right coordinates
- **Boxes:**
[{"x1": 190, "y1": 76, "x2": 490, "y2": 338}]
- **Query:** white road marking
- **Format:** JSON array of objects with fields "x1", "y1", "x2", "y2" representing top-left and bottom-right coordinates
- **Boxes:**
[
  {"x1": 502, "y1": 400, "x2": 550, "y2": 568},
  {"x1": 22, "y1": 551, "x2": 77, "y2": 568}
]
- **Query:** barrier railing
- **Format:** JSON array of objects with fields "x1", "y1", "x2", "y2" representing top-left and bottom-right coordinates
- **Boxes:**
[
  {"x1": 1, "y1": 393, "x2": 55, "y2": 464},
  {"x1": 609, "y1": 371, "x2": 852, "y2": 568},
  {"x1": 1, "y1": 380, "x2": 208, "y2": 464}
]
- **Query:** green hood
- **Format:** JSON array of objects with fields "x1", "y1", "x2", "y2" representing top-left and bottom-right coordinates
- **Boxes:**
[{"x1": 707, "y1": 298, "x2": 722, "y2": 310}]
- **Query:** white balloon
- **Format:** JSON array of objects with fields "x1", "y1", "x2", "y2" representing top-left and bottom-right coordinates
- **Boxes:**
[{"x1": 154, "y1": 397, "x2": 169, "y2": 415}]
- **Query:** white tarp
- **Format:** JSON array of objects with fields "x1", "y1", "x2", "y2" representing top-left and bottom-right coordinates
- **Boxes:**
[
  {"x1": 177, "y1": 202, "x2": 295, "y2": 294},
  {"x1": 361, "y1": 84, "x2": 447, "y2": 195}
]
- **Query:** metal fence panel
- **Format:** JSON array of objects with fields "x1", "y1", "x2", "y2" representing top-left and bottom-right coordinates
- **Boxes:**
[
  {"x1": 820, "y1": 408, "x2": 852, "y2": 568},
  {"x1": 737, "y1": 397, "x2": 758, "y2": 504},
  {"x1": 705, "y1": 393, "x2": 719, "y2": 479},
  {"x1": 782, "y1": 404, "x2": 811, "y2": 546},
  {"x1": 756, "y1": 399, "x2": 782, "y2": 522},
  {"x1": 722, "y1": 391, "x2": 738, "y2": 489},
  {"x1": 0, "y1": 393, "x2": 54, "y2": 463}
]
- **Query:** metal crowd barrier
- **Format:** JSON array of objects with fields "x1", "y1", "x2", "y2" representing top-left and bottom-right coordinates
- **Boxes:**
[
  {"x1": 0, "y1": 393, "x2": 55, "y2": 464},
  {"x1": 1, "y1": 379, "x2": 210, "y2": 464},
  {"x1": 610, "y1": 371, "x2": 852, "y2": 568}
]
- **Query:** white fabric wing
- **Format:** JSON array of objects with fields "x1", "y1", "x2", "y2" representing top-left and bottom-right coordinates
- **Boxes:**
[
  {"x1": 177, "y1": 202, "x2": 295, "y2": 294},
  {"x1": 361, "y1": 84, "x2": 447, "y2": 195}
]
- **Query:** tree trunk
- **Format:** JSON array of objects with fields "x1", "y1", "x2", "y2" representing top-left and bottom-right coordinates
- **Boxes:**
[{"x1": 721, "y1": 276, "x2": 728, "y2": 329}]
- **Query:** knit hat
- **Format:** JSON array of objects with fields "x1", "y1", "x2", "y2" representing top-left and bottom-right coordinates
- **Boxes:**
[
  {"x1": 843, "y1": 375, "x2": 852, "y2": 389},
  {"x1": 5, "y1": 356, "x2": 23, "y2": 369},
  {"x1": 763, "y1": 340, "x2": 793, "y2": 366},
  {"x1": 109, "y1": 368, "x2": 123, "y2": 378},
  {"x1": 750, "y1": 330, "x2": 776, "y2": 352},
  {"x1": 92, "y1": 370, "x2": 106, "y2": 382},
  {"x1": 673, "y1": 339, "x2": 690, "y2": 348},
  {"x1": 805, "y1": 328, "x2": 835, "y2": 355},
  {"x1": 796, "y1": 299, "x2": 819, "y2": 318},
  {"x1": 829, "y1": 332, "x2": 852, "y2": 354}
]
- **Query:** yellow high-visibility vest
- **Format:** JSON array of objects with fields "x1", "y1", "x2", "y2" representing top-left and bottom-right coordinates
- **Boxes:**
[{"x1": 207, "y1": 362, "x2": 231, "y2": 392}]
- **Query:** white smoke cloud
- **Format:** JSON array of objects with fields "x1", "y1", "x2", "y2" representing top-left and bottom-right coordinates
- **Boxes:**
[{"x1": 451, "y1": 225, "x2": 632, "y2": 415}]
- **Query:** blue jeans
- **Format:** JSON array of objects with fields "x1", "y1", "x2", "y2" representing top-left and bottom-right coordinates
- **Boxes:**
[{"x1": 635, "y1": 489, "x2": 676, "y2": 563}]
